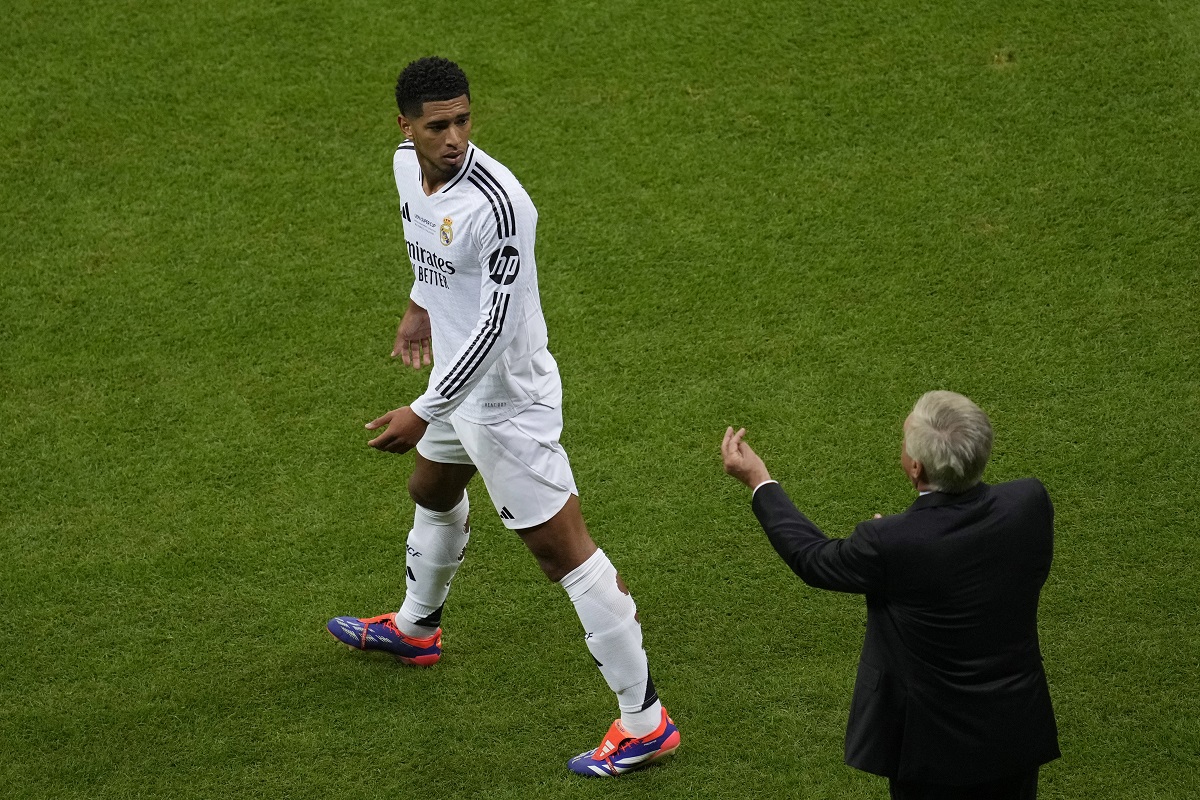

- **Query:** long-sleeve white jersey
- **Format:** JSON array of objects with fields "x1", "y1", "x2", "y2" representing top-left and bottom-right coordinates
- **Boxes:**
[{"x1": 395, "y1": 140, "x2": 561, "y2": 425}]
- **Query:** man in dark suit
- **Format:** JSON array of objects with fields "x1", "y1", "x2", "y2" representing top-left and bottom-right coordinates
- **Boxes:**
[{"x1": 721, "y1": 390, "x2": 1059, "y2": 800}]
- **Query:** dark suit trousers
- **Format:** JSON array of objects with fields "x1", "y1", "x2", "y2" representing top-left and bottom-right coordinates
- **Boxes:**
[{"x1": 888, "y1": 768, "x2": 1038, "y2": 800}]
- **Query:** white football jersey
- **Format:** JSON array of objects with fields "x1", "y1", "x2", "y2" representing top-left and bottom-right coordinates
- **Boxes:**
[{"x1": 394, "y1": 140, "x2": 561, "y2": 425}]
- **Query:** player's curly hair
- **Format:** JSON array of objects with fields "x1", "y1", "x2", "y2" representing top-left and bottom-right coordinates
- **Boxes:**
[{"x1": 395, "y1": 56, "x2": 470, "y2": 118}]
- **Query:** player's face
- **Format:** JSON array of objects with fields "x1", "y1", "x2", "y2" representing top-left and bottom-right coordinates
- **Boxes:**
[{"x1": 399, "y1": 95, "x2": 472, "y2": 192}]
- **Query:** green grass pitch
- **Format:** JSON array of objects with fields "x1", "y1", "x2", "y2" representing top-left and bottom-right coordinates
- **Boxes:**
[{"x1": 2, "y1": 1, "x2": 1197, "y2": 797}]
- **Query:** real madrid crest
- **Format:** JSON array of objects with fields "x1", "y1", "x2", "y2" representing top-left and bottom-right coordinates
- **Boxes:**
[{"x1": 439, "y1": 217, "x2": 454, "y2": 246}]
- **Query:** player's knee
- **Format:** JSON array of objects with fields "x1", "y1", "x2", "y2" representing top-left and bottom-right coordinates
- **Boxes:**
[
  {"x1": 520, "y1": 526, "x2": 596, "y2": 583},
  {"x1": 526, "y1": 545, "x2": 575, "y2": 582},
  {"x1": 407, "y1": 475, "x2": 459, "y2": 512}
]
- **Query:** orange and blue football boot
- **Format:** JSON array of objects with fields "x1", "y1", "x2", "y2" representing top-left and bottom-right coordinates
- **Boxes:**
[
  {"x1": 567, "y1": 707, "x2": 680, "y2": 776},
  {"x1": 326, "y1": 612, "x2": 442, "y2": 666}
]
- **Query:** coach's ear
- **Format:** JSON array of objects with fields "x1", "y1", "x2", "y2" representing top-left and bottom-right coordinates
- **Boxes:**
[{"x1": 904, "y1": 457, "x2": 925, "y2": 488}]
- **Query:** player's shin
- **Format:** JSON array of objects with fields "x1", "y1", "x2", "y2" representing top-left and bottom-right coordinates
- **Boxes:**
[
  {"x1": 396, "y1": 493, "x2": 470, "y2": 638},
  {"x1": 560, "y1": 549, "x2": 663, "y2": 737}
]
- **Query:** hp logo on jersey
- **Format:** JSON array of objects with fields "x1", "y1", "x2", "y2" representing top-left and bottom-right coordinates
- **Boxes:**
[{"x1": 488, "y1": 246, "x2": 521, "y2": 285}]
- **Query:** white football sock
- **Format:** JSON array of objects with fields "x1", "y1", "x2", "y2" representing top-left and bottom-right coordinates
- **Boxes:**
[
  {"x1": 396, "y1": 494, "x2": 470, "y2": 638},
  {"x1": 560, "y1": 548, "x2": 663, "y2": 737}
]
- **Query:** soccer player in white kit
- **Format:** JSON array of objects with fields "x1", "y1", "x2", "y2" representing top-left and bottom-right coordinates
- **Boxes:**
[{"x1": 326, "y1": 57, "x2": 680, "y2": 777}]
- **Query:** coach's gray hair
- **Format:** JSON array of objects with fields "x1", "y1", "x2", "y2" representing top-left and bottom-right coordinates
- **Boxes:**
[{"x1": 905, "y1": 391, "x2": 993, "y2": 493}]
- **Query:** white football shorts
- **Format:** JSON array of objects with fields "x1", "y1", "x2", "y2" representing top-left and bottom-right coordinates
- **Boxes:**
[{"x1": 416, "y1": 402, "x2": 579, "y2": 530}]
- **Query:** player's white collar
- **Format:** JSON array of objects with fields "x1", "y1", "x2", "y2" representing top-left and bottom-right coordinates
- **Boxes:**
[{"x1": 437, "y1": 142, "x2": 478, "y2": 194}]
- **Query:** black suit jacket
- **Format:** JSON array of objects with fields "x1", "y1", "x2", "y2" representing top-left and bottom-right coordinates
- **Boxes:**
[{"x1": 752, "y1": 479, "x2": 1060, "y2": 784}]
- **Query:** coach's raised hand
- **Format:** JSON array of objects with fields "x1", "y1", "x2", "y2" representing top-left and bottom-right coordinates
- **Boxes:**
[
  {"x1": 721, "y1": 426, "x2": 772, "y2": 489},
  {"x1": 366, "y1": 406, "x2": 429, "y2": 453}
]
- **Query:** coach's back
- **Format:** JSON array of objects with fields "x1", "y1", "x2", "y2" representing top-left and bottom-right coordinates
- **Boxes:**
[{"x1": 844, "y1": 478, "x2": 1059, "y2": 784}]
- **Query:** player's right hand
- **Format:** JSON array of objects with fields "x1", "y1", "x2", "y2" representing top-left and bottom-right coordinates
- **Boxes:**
[{"x1": 393, "y1": 302, "x2": 432, "y2": 369}]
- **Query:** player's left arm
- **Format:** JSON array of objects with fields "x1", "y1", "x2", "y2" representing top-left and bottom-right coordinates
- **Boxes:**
[
  {"x1": 365, "y1": 405, "x2": 428, "y2": 453},
  {"x1": 409, "y1": 185, "x2": 536, "y2": 424}
]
